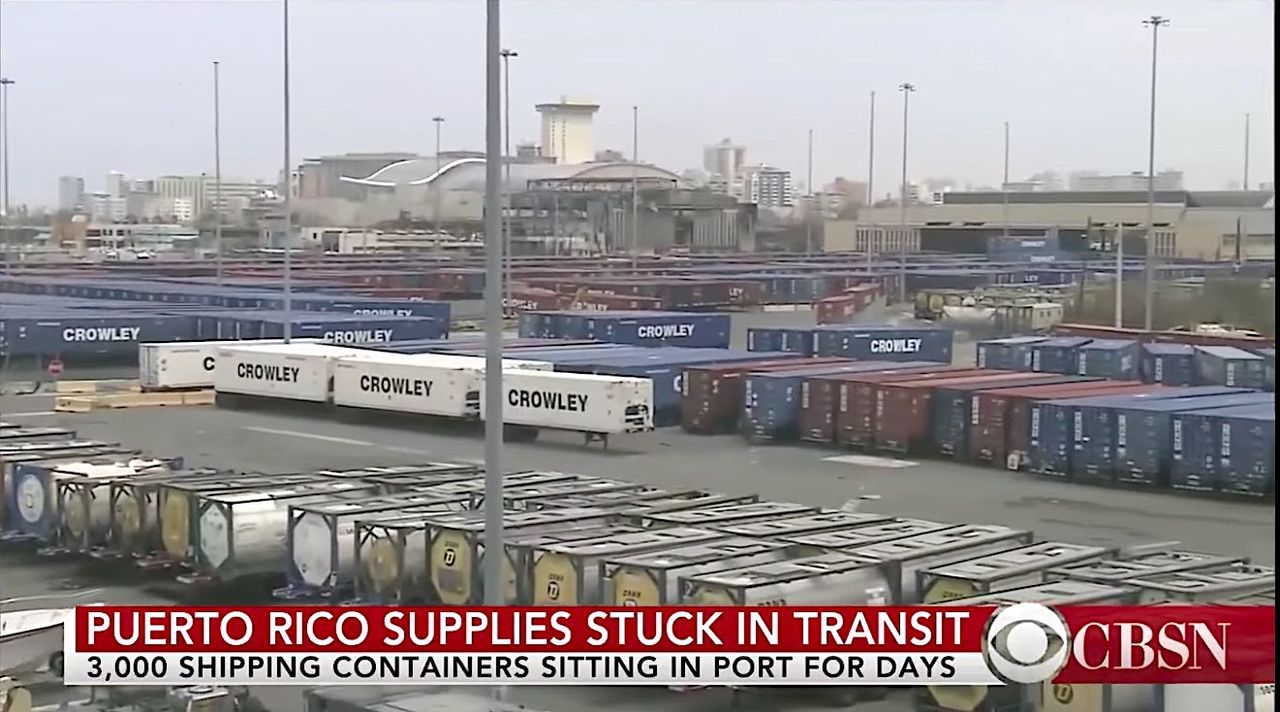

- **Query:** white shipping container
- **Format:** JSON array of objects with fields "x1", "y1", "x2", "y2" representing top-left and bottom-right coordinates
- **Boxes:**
[
  {"x1": 482, "y1": 371, "x2": 653, "y2": 434},
  {"x1": 214, "y1": 343, "x2": 367, "y2": 402},
  {"x1": 331, "y1": 353, "x2": 551, "y2": 418},
  {"x1": 139, "y1": 339, "x2": 321, "y2": 390}
]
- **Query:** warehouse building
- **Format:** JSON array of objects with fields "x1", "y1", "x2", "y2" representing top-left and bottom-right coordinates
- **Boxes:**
[{"x1": 826, "y1": 190, "x2": 1274, "y2": 261}]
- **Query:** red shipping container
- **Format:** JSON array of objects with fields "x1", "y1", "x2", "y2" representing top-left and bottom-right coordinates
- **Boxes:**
[
  {"x1": 872, "y1": 371, "x2": 1076, "y2": 454},
  {"x1": 992, "y1": 381, "x2": 1168, "y2": 468},
  {"x1": 506, "y1": 288, "x2": 569, "y2": 312},
  {"x1": 572, "y1": 292, "x2": 664, "y2": 311},
  {"x1": 798, "y1": 365, "x2": 953, "y2": 444},
  {"x1": 837, "y1": 368, "x2": 989, "y2": 449},
  {"x1": 681, "y1": 357, "x2": 847, "y2": 434}
]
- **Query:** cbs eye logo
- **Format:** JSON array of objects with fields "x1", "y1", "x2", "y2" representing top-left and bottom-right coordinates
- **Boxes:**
[{"x1": 983, "y1": 603, "x2": 1070, "y2": 684}]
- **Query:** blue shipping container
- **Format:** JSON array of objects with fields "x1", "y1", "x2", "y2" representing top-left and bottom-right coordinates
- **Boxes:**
[
  {"x1": 1030, "y1": 337, "x2": 1091, "y2": 375},
  {"x1": 1171, "y1": 403, "x2": 1276, "y2": 496},
  {"x1": 1, "y1": 314, "x2": 197, "y2": 356},
  {"x1": 811, "y1": 326, "x2": 954, "y2": 363},
  {"x1": 589, "y1": 313, "x2": 732, "y2": 349},
  {"x1": 746, "y1": 327, "x2": 814, "y2": 355},
  {"x1": 251, "y1": 315, "x2": 446, "y2": 344},
  {"x1": 1075, "y1": 339, "x2": 1141, "y2": 380},
  {"x1": 1114, "y1": 391, "x2": 1276, "y2": 487},
  {"x1": 1193, "y1": 346, "x2": 1267, "y2": 390},
  {"x1": 975, "y1": 336, "x2": 1046, "y2": 371},
  {"x1": 932, "y1": 374, "x2": 1091, "y2": 459},
  {"x1": 1256, "y1": 347, "x2": 1274, "y2": 392},
  {"x1": 1142, "y1": 343, "x2": 1196, "y2": 386}
]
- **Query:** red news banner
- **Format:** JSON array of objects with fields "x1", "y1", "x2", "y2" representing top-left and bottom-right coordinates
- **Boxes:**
[{"x1": 65, "y1": 605, "x2": 1274, "y2": 687}]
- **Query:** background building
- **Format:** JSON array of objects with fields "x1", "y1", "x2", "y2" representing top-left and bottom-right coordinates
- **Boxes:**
[
  {"x1": 58, "y1": 176, "x2": 85, "y2": 212},
  {"x1": 536, "y1": 97, "x2": 599, "y2": 165},
  {"x1": 1068, "y1": 170, "x2": 1184, "y2": 192},
  {"x1": 742, "y1": 165, "x2": 793, "y2": 209}
]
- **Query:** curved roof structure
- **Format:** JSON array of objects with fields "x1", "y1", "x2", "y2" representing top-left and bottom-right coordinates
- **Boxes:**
[{"x1": 339, "y1": 158, "x2": 683, "y2": 192}]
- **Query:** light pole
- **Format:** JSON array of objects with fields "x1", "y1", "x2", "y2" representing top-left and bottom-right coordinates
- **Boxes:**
[
  {"x1": 866, "y1": 90, "x2": 875, "y2": 266},
  {"x1": 1002, "y1": 121, "x2": 1010, "y2": 241},
  {"x1": 806, "y1": 128, "x2": 814, "y2": 255},
  {"x1": 1142, "y1": 15, "x2": 1168, "y2": 332},
  {"x1": 281, "y1": 0, "x2": 293, "y2": 342},
  {"x1": 213, "y1": 61, "x2": 224, "y2": 285},
  {"x1": 432, "y1": 115, "x2": 444, "y2": 233},
  {"x1": 1243, "y1": 112, "x2": 1250, "y2": 190},
  {"x1": 630, "y1": 105, "x2": 638, "y2": 270},
  {"x1": 500, "y1": 48, "x2": 517, "y2": 318},
  {"x1": 0, "y1": 77, "x2": 13, "y2": 276},
  {"x1": 897, "y1": 82, "x2": 915, "y2": 303},
  {"x1": 482, "y1": 0, "x2": 505, "y2": 611}
]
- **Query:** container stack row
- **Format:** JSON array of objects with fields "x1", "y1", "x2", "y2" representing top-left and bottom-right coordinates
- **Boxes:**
[{"x1": 976, "y1": 336, "x2": 1272, "y2": 390}]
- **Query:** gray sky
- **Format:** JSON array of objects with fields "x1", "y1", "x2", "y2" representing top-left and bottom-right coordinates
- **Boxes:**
[{"x1": 1, "y1": 0, "x2": 1274, "y2": 207}]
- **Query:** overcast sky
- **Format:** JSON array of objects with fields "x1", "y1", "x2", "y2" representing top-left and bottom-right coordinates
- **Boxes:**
[{"x1": 0, "y1": 0, "x2": 1274, "y2": 207}]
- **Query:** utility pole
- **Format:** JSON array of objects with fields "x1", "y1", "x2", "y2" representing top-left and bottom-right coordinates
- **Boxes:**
[
  {"x1": 0, "y1": 77, "x2": 13, "y2": 276},
  {"x1": 1243, "y1": 112, "x2": 1251, "y2": 191},
  {"x1": 500, "y1": 49, "x2": 517, "y2": 317},
  {"x1": 898, "y1": 82, "x2": 915, "y2": 303},
  {"x1": 630, "y1": 105, "x2": 638, "y2": 270},
  {"x1": 806, "y1": 128, "x2": 814, "y2": 255},
  {"x1": 1142, "y1": 15, "x2": 1168, "y2": 332},
  {"x1": 1002, "y1": 121, "x2": 1010, "y2": 241},
  {"x1": 866, "y1": 90, "x2": 875, "y2": 266},
  {"x1": 281, "y1": 0, "x2": 293, "y2": 342},
  {"x1": 433, "y1": 116, "x2": 444, "y2": 233},
  {"x1": 213, "y1": 61, "x2": 224, "y2": 285},
  {"x1": 482, "y1": 0, "x2": 505, "y2": 611}
]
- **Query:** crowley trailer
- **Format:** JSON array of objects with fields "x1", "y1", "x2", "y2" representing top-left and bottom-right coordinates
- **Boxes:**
[
  {"x1": 529, "y1": 527, "x2": 728, "y2": 605},
  {"x1": 282, "y1": 492, "x2": 473, "y2": 599},
  {"x1": 923, "y1": 580, "x2": 1142, "y2": 712},
  {"x1": 6, "y1": 457, "x2": 178, "y2": 542},
  {"x1": 601, "y1": 538, "x2": 819, "y2": 606},
  {"x1": 1126, "y1": 563, "x2": 1276, "y2": 604},
  {"x1": 841, "y1": 524, "x2": 1034, "y2": 603},
  {"x1": 1045, "y1": 548, "x2": 1244, "y2": 585},
  {"x1": 638, "y1": 501, "x2": 817, "y2": 530},
  {"x1": 214, "y1": 343, "x2": 369, "y2": 405},
  {"x1": 483, "y1": 370, "x2": 654, "y2": 445},
  {"x1": 428, "y1": 507, "x2": 626, "y2": 605},
  {"x1": 137, "y1": 339, "x2": 323, "y2": 390},
  {"x1": 783, "y1": 518, "x2": 952, "y2": 551},
  {"x1": 916, "y1": 541, "x2": 1113, "y2": 603},
  {"x1": 678, "y1": 550, "x2": 891, "y2": 606},
  {"x1": 332, "y1": 352, "x2": 555, "y2": 419},
  {"x1": 714, "y1": 511, "x2": 894, "y2": 539},
  {"x1": 188, "y1": 480, "x2": 386, "y2": 584}
]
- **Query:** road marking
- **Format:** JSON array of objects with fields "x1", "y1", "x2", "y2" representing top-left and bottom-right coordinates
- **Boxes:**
[
  {"x1": 382, "y1": 445, "x2": 434, "y2": 456},
  {"x1": 823, "y1": 454, "x2": 918, "y2": 469},
  {"x1": 242, "y1": 426, "x2": 375, "y2": 447},
  {"x1": 1, "y1": 411, "x2": 55, "y2": 419}
]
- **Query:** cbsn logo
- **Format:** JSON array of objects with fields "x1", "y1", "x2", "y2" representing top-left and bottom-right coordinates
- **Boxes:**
[{"x1": 984, "y1": 604, "x2": 1229, "y2": 685}]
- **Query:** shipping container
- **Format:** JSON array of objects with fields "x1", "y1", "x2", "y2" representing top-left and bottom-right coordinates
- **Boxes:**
[
  {"x1": 745, "y1": 327, "x2": 815, "y2": 354},
  {"x1": 137, "y1": 339, "x2": 324, "y2": 390},
  {"x1": 428, "y1": 507, "x2": 624, "y2": 605},
  {"x1": 1128, "y1": 563, "x2": 1275, "y2": 604},
  {"x1": 503, "y1": 524, "x2": 643, "y2": 605},
  {"x1": 746, "y1": 361, "x2": 928, "y2": 442},
  {"x1": 214, "y1": 343, "x2": 368, "y2": 403},
  {"x1": 917, "y1": 541, "x2": 1112, "y2": 603},
  {"x1": 331, "y1": 353, "x2": 547, "y2": 419},
  {"x1": 529, "y1": 527, "x2": 727, "y2": 605},
  {"x1": 7, "y1": 457, "x2": 177, "y2": 541},
  {"x1": 495, "y1": 480, "x2": 647, "y2": 510},
  {"x1": 192, "y1": 481, "x2": 384, "y2": 581},
  {"x1": 1259, "y1": 347, "x2": 1275, "y2": 392},
  {"x1": 1075, "y1": 339, "x2": 1142, "y2": 380},
  {"x1": 931, "y1": 374, "x2": 1093, "y2": 458},
  {"x1": 56, "y1": 466, "x2": 213, "y2": 554},
  {"x1": 679, "y1": 550, "x2": 892, "y2": 605},
  {"x1": 589, "y1": 312, "x2": 732, "y2": 348},
  {"x1": 1, "y1": 313, "x2": 198, "y2": 356},
  {"x1": 1193, "y1": 346, "x2": 1267, "y2": 389},
  {"x1": 531, "y1": 490, "x2": 758, "y2": 517},
  {"x1": 782, "y1": 518, "x2": 952, "y2": 550},
  {"x1": 714, "y1": 511, "x2": 894, "y2": 539},
  {"x1": 1031, "y1": 337, "x2": 1092, "y2": 374},
  {"x1": 283, "y1": 492, "x2": 471, "y2": 597},
  {"x1": 974, "y1": 336, "x2": 1046, "y2": 371},
  {"x1": 1170, "y1": 403, "x2": 1276, "y2": 496},
  {"x1": 681, "y1": 357, "x2": 842, "y2": 434},
  {"x1": 483, "y1": 370, "x2": 653, "y2": 437},
  {"x1": 1, "y1": 448, "x2": 138, "y2": 535},
  {"x1": 1046, "y1": 548, "x2": 1244, "y2": 585},
  {"x1": 834, "y1": 368, "x2": 986, "y2": 449},
  {"x1": 639, "y1": 501, "x2": 817, "y2": 529},
  {"x1": 353, "y1": 510, "x2": 467, "y2": 604},
  {"x1": 874, "y1": 371, "x2": 1070, "y2": 454},
  {"x1": 970, "y1": 381, "x2": 1157, "y2": 467},
  {"x1": 811, "y1": 325, "x2": 954, "y2": 363},
  {"x1": 1113, "y1": 393, "x2": 1274, "y2": 487},
  {"x1": 799, "y1": 364, "x2": 950, "y2": 444},
  {"x1": 1142, "y1": 343, "x2": 1196, "y2": 386},
  {"x1": 601, "y1": 538, "x2": 813, "y2": 606}
]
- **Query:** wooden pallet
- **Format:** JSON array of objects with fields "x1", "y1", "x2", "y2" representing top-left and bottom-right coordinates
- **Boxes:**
[
  {"x1": 54, "y1": 389, "x2": 215, "y2": 413},
  {"x1": 54, "y1": 379, "x2": 142, "y2": 395}
]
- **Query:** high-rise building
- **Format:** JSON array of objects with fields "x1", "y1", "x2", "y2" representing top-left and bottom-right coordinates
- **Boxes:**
[
  {"x1": 58, "y1": 176, "x2": 86, "y2": 212},
  {"x1": 84, "y1": 192, "x2": 127, "y2": 223},
  {"x1": 703, "y1": 139, "x2": 746, "y2": 180},
  {"x1": 743, "y1": 165, "x2": 793, "y2": 208},
  {"x1": 155, "y1": 175, "x2": 209, "y2": 218},
  {"x1": 105, "y1": 171, "x2": 129, "y2": 198},
  {"x1": 536, "y1": 97, "x2": 599, "y2": 165}
]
